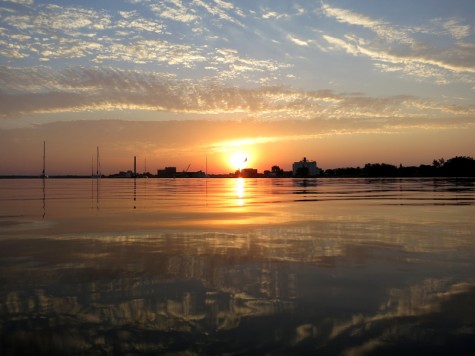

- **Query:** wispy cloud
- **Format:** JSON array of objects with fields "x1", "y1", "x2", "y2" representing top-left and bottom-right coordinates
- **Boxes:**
[
  {"x1": 320, "y1": 3, "x2": 414, "y2": 45},
  {"x1": 2, "y1": 0, "x2": 34, "y2": 5},
  {"x1": 149, "y1": 0, "x2": 199, "y2": 23},
  {"x1": 438, "y1": 18, "x2": 471, "y2": 40},
  {"x1": 287, "y1": 35, "x2": 309, "y2": 47},
  {"x1": 116, "y1": 13, "x2": 165, "y2": 33},
  {"x1": 211, "y1": 48, "x2": 291, "y2": 80},
  {"x1": 192, "y1": 0, "x2": 244, "y2": 26},
  {"x1": 321, "y1": 3, "x2": 383, "y2": 29},
  {"x1": 148, "y1": 0, "x2": 244, "y2": 26},
  {"x1": 323, "y1": 33, "x2": 475, "y2": 78},
  {"x1": 1, "y1": 66, "x2": 474, "y2": 128},
  {"x1": 320, "y1": 3, "x2": 475, "y2": 83},
  {"x1": 207, "y1": 130, "x2": 395, "y2": 154},
  {"x1": 262, "y1": 11, "x2": 288, "y2": 20},
  {"x1": 92, "y1": 39, "x2": 207, "y2": 66}
]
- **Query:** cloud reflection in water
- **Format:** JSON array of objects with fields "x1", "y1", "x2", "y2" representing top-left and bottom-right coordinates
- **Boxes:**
[{"x1": 0, "y1": 178, "x2": 474, "y2": 354}]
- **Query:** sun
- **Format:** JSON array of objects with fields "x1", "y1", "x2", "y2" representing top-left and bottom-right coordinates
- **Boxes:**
[{"x1": 229, "y1": 151, "x2": 248, "y2": 171}]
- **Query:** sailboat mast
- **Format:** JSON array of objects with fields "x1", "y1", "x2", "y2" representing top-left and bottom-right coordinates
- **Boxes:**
[{"x1": 96, "y1": 146, "x2": 99, "y2": 176}]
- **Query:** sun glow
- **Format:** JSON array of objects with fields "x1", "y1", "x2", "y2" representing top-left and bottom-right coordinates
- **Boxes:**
[{"x1": 229, "y1": 151, "x2": 248, "y2": 171}]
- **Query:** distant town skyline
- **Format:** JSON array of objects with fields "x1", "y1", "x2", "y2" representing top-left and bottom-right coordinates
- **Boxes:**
[{"x1": 1, "y1": 0, "x2": 474, "y2": 175}]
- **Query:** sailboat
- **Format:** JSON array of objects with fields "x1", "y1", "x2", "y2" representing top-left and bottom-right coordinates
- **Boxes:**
[
  {"x1": 92, "y1": 146, "x2": 101, "y2": 178},
  {"x1": 40, "y1": 141, "x2": 48, "y2": 179}
]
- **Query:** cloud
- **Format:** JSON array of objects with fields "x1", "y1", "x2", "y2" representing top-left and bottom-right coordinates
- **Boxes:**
[
  {"x1": 148, "y1": 0, "x2": 243, "y2": 26},
  {"x1": 1, "y1": 0, "x2": 34, "y2": 5},
  {"x1": 0, "y1": 4, "x2": 112, "y2": 60},
  {"x1": 321, "y1": 3, "x2": 383, "y2": 29},
  {"x1": 321, "y1": 3, "x2": 413, "y2": 45},
  {"x1": 92, "y1": 39, "x2": 207, "y2": 66},
  {"x1": 206, "y1": 129, "x2": 405, "y2": 154},
  {"x1": 1, "y1": 66, "x2": 474, "y2": 130},
  {"x1": 329, "y1": 281, "x2": 475, "y2": 355},
  {"x1": 213, "y1": 0, "x2": 234, "y2": 11},
  {"x1": 287, "y1": 35, "x2": 309, "y2": 47},
  {"x1": 0, "y1": 2, "x2": 290, "y2": 82},
  {"x1": 262, "y1": 11, "x2": 288, "y2": 20},
  {"x1": 0, "y1": 4, "x2": 166, "y2": 63},
  {"x1": 7, "y1": 4, "x2": 112, "y2": 32},
  {"x1": 0, "y1": 40, "x2": 29, "y2": 59},
  {"x1": 320, "y1": 3, "x2": 475, "y2": 82},
  {"x1": 149, "y1": 1, "x2": 199, "y2": 23},
  {"x1": 192, "y1": 0, "x2": 243, "y2": 26},
  {"x1": 116, "y1": 16, "x2": 165, "y2": 33},
  {"x1": 211, "y1": 48, "x2": 291, "y2": 80},
  {"x1": 322, "y1": 33, "x2": 475, "y2": 76},
  {"x1": 440, "y1": 18, "x2": 471, "y2": 40}
]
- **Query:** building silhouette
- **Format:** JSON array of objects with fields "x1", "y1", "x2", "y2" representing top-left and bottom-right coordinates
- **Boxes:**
[
  {"x1": 292, "y1": 157, "x2": 320, "y2": 177},
  {"x1": 157, "y1": 167, "x2": 177, "y2": 178},
  {"x1": 237, "y1": 168, "x2": 258, "y2": 178}
]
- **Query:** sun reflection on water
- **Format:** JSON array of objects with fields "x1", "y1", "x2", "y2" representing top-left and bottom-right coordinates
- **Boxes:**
[{"x1": 236, "y1": 177, "x2": 245, "y2": 206}]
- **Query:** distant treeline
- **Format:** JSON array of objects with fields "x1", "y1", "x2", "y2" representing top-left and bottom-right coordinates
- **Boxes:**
[{"x1": 323, "y1": 156, "x2": 475, "y2": 177}]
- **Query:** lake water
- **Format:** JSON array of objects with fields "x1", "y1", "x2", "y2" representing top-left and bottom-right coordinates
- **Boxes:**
[{"x1": 1, "y1": 178, "x2": 474, "y2": 355}]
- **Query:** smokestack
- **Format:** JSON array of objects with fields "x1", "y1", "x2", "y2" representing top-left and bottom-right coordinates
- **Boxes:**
[{"x1": 134, "y1": 156, "x2": 136, "y2": 177}]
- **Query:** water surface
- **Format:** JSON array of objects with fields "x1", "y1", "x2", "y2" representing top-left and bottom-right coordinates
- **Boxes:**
[{"x1": 1, "y1": 178, "x2": 474, "y2": 355}]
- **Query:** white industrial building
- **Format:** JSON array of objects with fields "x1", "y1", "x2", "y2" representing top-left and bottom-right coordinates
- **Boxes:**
[{"x1": 292, "y1": 157, "x2": 321, "y2": 177}]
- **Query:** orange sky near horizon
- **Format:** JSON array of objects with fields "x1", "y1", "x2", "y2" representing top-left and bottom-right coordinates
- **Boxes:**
[{"x1": 0, "y1": 119, "x2": 473, "y2": 175}]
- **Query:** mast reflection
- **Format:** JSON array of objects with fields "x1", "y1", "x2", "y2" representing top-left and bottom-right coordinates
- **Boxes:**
[
  {"x1": 133, "y1": 178, "x2": 136, "y2": 209},
  {"x1": 91, "y1": 177, "x2": 100, "y2": 210},
  {"x1": 42, "y1": 178, "x2": 46, "y2": 219}
]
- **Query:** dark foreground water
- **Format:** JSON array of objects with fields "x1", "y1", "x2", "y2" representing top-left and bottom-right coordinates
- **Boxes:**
[{"x1": 0, "y1": 178, "x2": 474, "y2": 355}]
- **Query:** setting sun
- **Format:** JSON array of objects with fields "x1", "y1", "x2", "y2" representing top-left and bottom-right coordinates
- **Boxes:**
[{"x1": 229, "y1": 152, "x2": 248, "y2": 171}]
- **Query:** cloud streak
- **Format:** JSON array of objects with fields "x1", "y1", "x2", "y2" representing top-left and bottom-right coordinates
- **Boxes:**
[
  {"x1": 1, "y1": 66, "x2": 474, "y2": 129},
  {"x1": 320, "y1": 3, "x2": 475, "y2": 82}
]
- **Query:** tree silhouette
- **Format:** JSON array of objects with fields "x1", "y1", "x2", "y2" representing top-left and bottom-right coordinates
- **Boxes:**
[
  {"x1": 321, "y1": 156, "x2": 474, "y2": 177},
  {"x1": 442, "y1": 156, "x2": 475, "y2": 177},
  {"x1": 271, "y1": 165, "x2": 284, "y2": 176}
]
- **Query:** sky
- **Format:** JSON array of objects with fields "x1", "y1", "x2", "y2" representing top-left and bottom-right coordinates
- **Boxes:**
[{"x1": 0, "y1": 0, "x2": 474, "y2": 175}]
